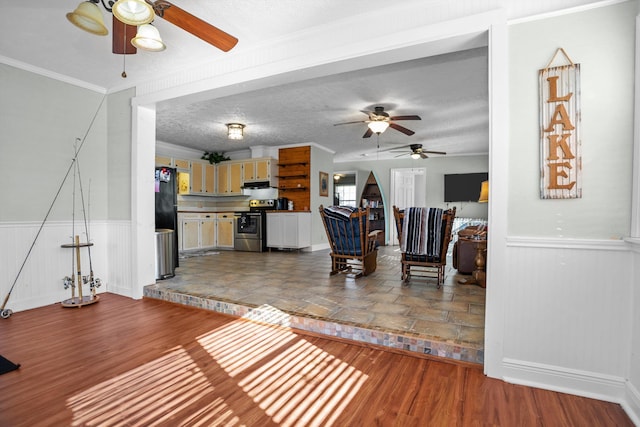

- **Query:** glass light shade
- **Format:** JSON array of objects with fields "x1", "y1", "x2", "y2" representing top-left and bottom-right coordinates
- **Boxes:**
[
  {"x1": 478, "y1": 180, "x2": 489, "y2": 203},
  {"x1": 66, "y1": 2, "x2": 109, "y2": 36},
  {"x1": 368, "y1": 120, "x2": 389, "y2": 134},
  {"x1": 113, "y1": 0, "x2": 154, "y2": 26},
  {"x1": 410, "y1": 153, "x2": 421, "y2": 160},
  {"x1": 227, "y1": 123, "x2": 245, "y2": 140},
  {"x1": 131, "y1": 24, "x2": 166, "y2": 51}
]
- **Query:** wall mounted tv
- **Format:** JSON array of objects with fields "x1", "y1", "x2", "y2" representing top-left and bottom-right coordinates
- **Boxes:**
[{"x1": 444, "y1": 173, "x2": 488, "y2": 202}]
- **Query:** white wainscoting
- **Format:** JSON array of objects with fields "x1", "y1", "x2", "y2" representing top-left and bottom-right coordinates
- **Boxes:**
[
  {"x1": 0, "y1": 220, "x2": 133, "y2": 312},
  {"x1": 501, "y1": 237, "x2": 634, "y2": 409}
]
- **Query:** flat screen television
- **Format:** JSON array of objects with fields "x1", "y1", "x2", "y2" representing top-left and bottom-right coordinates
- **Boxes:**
[{"x1": 444, "y1": 173, "x2": 488, "y2": 202}]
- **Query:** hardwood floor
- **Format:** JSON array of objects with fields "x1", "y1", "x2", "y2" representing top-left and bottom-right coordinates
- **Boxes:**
[{"x1": 0, "y1": 293, "x2": 632, "y2": 426}]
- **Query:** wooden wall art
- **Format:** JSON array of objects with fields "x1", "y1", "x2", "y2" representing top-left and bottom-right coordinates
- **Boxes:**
[{"x1": 539, "y1": 48, "x2": 582, "y2": 199}]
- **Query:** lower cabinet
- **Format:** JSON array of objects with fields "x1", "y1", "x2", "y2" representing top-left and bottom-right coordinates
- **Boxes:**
[
  {"x1": 216, "y1": 213, "x2": 235, "y2": 248},
  {"x1": 266, "y1": 212, "x2": 311, "y2": 249},
  {"x1": 178, "y1": 212, "x2": 234, "y2": 251}
]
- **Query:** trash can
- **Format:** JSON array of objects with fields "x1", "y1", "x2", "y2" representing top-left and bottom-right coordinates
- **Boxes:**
[{"x1": 155, "y1": 229, "x2": 175, "y2": 280}]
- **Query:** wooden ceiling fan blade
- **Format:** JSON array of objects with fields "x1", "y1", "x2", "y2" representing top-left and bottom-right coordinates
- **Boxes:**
[
  {"x1": 333, "y1": 120, "x2": 367, "y2": 126},
  {"x1": 390, "y1": 115, "x2": 422, "y2": 121},
  {"x1": 112, "y1": 15, "x2": 137, "y2": 54},
  {"x1": 362, "y1": 128, "x2": 373, "y2": 138},
  {"x1": 389, "y1": 123, "x2": 415, "y2": 136},
  {"x1": 420, "y1": 153, "x2": 429, "y2": 159},
  {"x1": 423, "y1": 150, "x2": 447, "y2": 155},
  {"x1": 153, "y1": 1, "x2": 238, "y2": 52}
]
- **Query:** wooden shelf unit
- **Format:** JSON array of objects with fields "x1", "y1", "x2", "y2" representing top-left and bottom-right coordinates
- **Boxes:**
[
  {"x1": 360, "y1": 171, "x2": 386, "y2": 246},
  {"x1": 278, "y1": 146, "x2": 310, "y2": 210}
]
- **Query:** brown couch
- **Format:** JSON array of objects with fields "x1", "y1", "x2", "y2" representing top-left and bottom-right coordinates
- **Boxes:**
[{"x1": 452, "y1": 225, "x2": 487, "y2": 274}]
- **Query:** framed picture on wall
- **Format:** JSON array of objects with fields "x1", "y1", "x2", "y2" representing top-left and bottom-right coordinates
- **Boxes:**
[{"x1": 319, "y1": 171, "x2": 329, "y2": 197}]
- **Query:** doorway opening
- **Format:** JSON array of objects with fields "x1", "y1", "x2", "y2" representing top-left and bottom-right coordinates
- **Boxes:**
[{"x1": 388, "y1": 168, "x2": 426, "y2": 245}]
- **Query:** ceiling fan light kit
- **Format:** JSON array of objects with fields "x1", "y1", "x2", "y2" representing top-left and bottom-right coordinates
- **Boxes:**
[
  {"x1": 66, "y1": 2, "x2": 109, "y2": 36},
  {"x1": 112, "y1": 0, "x2": 154, "y2": 26},
  {"x1": 131, "y1": 24, "x2": 166, "y2": 51},
  {"x1": 368, "y1": 121, "x2": 390, "y2": 134}
]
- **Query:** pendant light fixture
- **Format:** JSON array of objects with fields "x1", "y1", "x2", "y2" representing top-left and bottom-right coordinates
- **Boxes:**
[
  {"x1": 112, "y1": 0, "x2": 154, "y2": 26},
  {"x1": 66, "y1": 2, "x2": 109, "y2": 36},
  {"x1": 132, "y1": 24, "x2": 166, "y2": 51},
  {"x1": 226, "y1": 123, "x2": 245, "y2": 140}
]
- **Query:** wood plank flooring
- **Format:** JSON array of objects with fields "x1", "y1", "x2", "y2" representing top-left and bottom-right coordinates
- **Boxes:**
[{"x1": 0, "y1": 293, "x2": 632, "y2": 426}]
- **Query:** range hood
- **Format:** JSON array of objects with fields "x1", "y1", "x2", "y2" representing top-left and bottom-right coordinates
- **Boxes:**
[{"x1": 241, "y1": 181, "x2": 272, "y2": 189}]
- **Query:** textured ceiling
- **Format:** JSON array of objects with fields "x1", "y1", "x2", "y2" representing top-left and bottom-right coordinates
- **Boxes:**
[
  {"x1": 156, "y1": 47, "x2": 490, "y2": 162},
  {"x1": 0, "y1": 0, "x2": 609, "y2": 161}
]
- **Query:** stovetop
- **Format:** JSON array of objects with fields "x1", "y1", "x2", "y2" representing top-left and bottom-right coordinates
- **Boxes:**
[{"x1": 249, "y1": 199, "x2": 276, "y2": 210}]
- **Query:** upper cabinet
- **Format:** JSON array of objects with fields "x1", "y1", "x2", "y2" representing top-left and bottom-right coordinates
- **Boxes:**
[
  {"x1": 243, "y1": 158, "x2": 275, "y2": 183},
  {"x1": 155, "y1": 155, "x2": 276, "y2": 196},
  {"x1": 217, "y1": 161, "x2": 243, "y2": 195},
  {"x1": 188, "y1": 161, "x2": 216, "y2": 195}
]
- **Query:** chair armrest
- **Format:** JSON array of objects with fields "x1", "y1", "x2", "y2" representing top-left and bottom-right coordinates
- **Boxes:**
[{"x1": 368, "y1": 230, "x2": 382, "y2": 238}]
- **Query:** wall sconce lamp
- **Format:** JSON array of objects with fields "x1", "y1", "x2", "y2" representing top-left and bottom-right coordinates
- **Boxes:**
[
  {"x1": 226, "y1": 123, "x2": 245, "y2": 140},
  {"x1": 478, "y1": 180, "x2": 489, "y2": 203}
]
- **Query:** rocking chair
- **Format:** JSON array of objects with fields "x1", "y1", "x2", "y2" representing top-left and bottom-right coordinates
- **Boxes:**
[
  {"x1": 393, "y1": 206, "x2": 456, "y2": 287},
  {"x1": 319, "y1": 205, "x2": 381, "y2": 278}
]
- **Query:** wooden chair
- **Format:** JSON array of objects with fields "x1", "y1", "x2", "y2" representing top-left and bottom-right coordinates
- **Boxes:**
[
  {"x1": 319, "y1": 205, "x2": 381, "y2": 278},
  {"x1": 392, "y1": 206, "x2": 456, "y2": 287}
]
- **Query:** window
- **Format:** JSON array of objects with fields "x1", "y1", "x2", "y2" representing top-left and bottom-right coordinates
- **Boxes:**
[{"x1": 333, "y1": 173, "x2": 356, "y2": 207}]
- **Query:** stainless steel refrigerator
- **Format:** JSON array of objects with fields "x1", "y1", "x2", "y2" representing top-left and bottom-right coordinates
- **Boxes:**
[{"x1": 155, "y1": 167, "x2": 179, "y2": 276}]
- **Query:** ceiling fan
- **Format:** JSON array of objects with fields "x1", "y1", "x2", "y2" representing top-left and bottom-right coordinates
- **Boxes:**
[
  {"x1": 389, "y1": 144, "x2": 447, "y2": 159},
  {"x1": 67, "y1": 0, "x2": 238, "y2": 56},
  {"x1": 334, "y1": 106, "x2": 421, "y2": 138}
]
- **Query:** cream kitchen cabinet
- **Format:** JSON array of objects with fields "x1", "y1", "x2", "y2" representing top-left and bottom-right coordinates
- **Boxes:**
[
  {"x1": 178, "y1": 213, "x2": 216, "y2": 251},
  {"x1": 216, "y1": 162, "x2": 243, "y2": 195},
  {"x1": 216, "y1": 213, "x2": 235, "y2": 248},
  {"x1": 266, "y1": 212, "x2": 311, "y2": 249},
  {"x1": 189, "y1": 161, "x2": 216, "y2": 195},
  {"x1": 243, "y1": 158, "x2": 274, "y2": 182}
]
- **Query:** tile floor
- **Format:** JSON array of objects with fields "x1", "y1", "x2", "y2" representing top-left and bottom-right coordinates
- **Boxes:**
[{"x1": 144, "y1": 245, "x2": 486, "y2": 364}]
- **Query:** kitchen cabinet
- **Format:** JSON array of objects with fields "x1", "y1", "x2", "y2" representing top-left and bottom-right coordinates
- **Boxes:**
[
  {"x1": 217, "y1": 162, "x2": 243, "y2": 195},
  {"x1": 155, "y1": 155, "x2": 172, "y2": 167},
  {"x1": 174, "y1": 159, "x2": 190, "y2": 171},
  {"x1": 266, "y1": 212, "x2": 311, "y2": 249},
  {"x1": 243, "y1": 158, "x2": 274, "y2": 182},
  {"x1": 216, "y1": 213, "x2": 234, "y2": 248},
  {"x1": 187, "y1": 161, "x2": 216, "y2": 195},
  {"x1": 178, "y1": 213, "x2": 216, "y2": 251}
]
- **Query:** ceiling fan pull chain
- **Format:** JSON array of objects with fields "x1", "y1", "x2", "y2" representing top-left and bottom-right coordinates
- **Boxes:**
[{"x1": 121, "y1": 28, "x2": 127, "y2": 78}]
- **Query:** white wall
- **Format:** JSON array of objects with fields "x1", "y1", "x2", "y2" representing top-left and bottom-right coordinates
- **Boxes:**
[
  {"x1": 508, "y1": 2, "x2": 634, "y2": 240},
  {"x1": 338, "y1": 155, "x2": 490, "y2": 222},
  {"x1": 503, "y1": 1, "x2": 639, "y2": 419},
  {"x1": 0, "y1": 63, "x2": 116, "y2": 310}
]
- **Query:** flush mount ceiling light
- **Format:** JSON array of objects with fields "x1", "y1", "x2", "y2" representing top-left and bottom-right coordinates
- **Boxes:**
[
  {"x1": 226, "y1": 123, "x2": 245, "y2": 140},
  {"x1": 367, "y1": 120, "x2": 390, "y2": 135}
]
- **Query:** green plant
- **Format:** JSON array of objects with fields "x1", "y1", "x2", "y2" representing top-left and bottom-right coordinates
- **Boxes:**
[{"x1": 201, "y1": 151, "x2": 230, "y2": 164}]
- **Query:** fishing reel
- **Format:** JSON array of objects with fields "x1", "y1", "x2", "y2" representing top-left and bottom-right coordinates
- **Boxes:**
[{"x1": 62, "y1": 276, "x2": 74, "y2": 290}]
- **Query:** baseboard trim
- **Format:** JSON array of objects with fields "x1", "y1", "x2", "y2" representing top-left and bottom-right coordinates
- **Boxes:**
[
  {"x1": 502, "y1": 358, "x2": 626, "y2": 403},
  {"x1": 623, "y1": 380, "x2": 640, "y2": 426}
]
